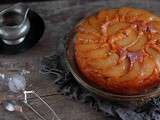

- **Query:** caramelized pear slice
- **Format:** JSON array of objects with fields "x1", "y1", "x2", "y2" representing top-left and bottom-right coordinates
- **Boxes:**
[
  {"x1": 75, "y1": 44, "x2": 98, "y2": 52},
  {"x1": 126, "y1": 8, "x2": 153, "y2": 22},
  {"x1": 87, "y1": 48, "x2": 108, "y2": 59},
  {"x1": 149, "y1": 21, "x2": 160, "y2": 32},
  {"x1": 115, "y1": 28, "x2": 137, "y2": 48},
  {"x1": 76, "y1": 33, "x2": 99, "y2": 44},
  {"x1": 97, "y1": 9, "x2": 108, "y2": 23},
  {"x1": 151, "y1": 33, "x2": 160, "y2": 43},
  {"x1": 118, "y1": 7, "x2": 132, "y2": 21},
  {"x1": 140, "y1": 56, "x2": 155, "y2": 79},
  {"x1": 106, "y1": 9, "x2": 118, "y2": 20},
  {"x1": 118, "y1": 62, "x2": 140, "y2": 81},
  {"x1": 147, "y1": 48, "x2": 160, "y2": 72},
  {"x1": 89, "y1": 53, "x2": 119, "y2": 69},
  {"x1": 88, "y1": 16, "x2": 100, "y2": 29},
  {"x1": 137, "y1": 10, "x2": 155, "y2": 21},
  {"x1": 104, "y1": 58, "x2": 129, "y2": 77},
  {"x1": 128, "y1": 33, "x2": 147, "y2": 51},
  {"x1": 78, "y1": 21, "x2": 100, "y2": 35},
  {"x1": 107, "y1": 22, "x2": 128, "y2": 36}
]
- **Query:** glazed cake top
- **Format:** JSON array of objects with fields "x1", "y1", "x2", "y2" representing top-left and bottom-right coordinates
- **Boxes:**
[{"x1": 75, "y1": 7, "x2": 160, "y2": 94}]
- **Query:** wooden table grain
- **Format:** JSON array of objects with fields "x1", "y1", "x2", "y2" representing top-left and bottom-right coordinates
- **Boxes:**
[
  {"x1": 0, "y1": 0, "x2": 159, "y2": 119},
  {"x1": 0, "y1": 1, "x2": 108, "y2": 120}
]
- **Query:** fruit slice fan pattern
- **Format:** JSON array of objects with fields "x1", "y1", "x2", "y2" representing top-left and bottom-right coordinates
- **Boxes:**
[{"x1": 75, "y1": 7, "x2": 160, "y2": 95}]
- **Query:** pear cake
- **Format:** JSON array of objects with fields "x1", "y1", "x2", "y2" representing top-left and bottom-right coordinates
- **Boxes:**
[{"x1": 74, "y1": 7, "x2": 160, "y2": 95}]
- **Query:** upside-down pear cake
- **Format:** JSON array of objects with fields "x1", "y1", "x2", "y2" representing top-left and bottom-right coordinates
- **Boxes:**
[{"x1": 74, "y1": 7, "x2": 160, "y2": 95}]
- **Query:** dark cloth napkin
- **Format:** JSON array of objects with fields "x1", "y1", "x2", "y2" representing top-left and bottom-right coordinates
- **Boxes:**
[{"x1": 40, "y1": 0, "x2": 160, "y2": 119}]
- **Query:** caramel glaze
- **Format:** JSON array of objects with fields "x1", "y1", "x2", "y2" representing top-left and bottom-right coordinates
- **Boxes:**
[{"x1": 75, "y1": 7, "x2": 160, "y2": 95}]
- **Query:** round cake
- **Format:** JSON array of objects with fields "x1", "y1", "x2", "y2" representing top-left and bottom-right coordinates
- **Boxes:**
[{"x1": 74, "y1": 7, "x2": 160, "y2": 95}]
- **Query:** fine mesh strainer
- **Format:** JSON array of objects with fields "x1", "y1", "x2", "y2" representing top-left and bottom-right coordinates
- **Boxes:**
[{"x1": 0, "y1": 68, "x2": 61, "y2": 120}]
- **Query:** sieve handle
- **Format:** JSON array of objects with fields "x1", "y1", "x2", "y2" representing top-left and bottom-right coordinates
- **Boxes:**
[{"x1": 23, "y1": 90, "x2": 61, "y2": 120}]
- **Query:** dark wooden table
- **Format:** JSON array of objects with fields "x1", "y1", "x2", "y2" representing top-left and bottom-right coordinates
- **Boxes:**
[
  {"x1": 0, "y1": 1, "x2": 107, "y2": 120},
  {"x1": 0, "y1": 0, "x2": 159, "y2": 119}
]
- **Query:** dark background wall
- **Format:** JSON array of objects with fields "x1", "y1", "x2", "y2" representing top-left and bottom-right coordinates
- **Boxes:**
[{"x1": 0, "y1": 0, "x2": 53, "y2": 4}]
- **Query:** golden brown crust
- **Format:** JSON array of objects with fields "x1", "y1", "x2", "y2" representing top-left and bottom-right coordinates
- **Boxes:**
[{"x1": 74, "y1": 7, "x2": 160, "y2": 95}]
